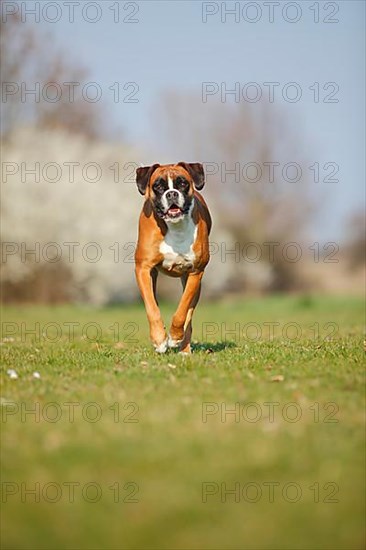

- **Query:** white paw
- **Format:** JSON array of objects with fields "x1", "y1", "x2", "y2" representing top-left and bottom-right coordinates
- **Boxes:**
[
  {"x1": 154, "y1": 339, "x2": 168, "y2": 354},
  {"x1": 167, "y1": 334, "x2": 182, "y2": 348}
]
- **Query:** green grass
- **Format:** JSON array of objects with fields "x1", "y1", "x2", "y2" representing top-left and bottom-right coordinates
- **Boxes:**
[{"x1": 1, "y1": 295, "x2": 365, "y2": 550}]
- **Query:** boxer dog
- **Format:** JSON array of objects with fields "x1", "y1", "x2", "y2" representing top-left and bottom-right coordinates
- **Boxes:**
[{"x1": 135, "y1": 162, "x2": 211, "y2": 354}]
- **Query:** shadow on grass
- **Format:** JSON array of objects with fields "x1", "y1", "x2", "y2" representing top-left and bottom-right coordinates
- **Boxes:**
[
  {"x1": 191, "y1": 341, "x2": 237, "y2": 353},
  {"x1": 167, "y1": 341, "x2": 237, "y2": 354}
]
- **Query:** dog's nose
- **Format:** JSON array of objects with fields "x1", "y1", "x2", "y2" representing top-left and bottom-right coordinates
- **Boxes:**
[{"x1": 166, "y1": 190, "x2": 179, "y2": 202}]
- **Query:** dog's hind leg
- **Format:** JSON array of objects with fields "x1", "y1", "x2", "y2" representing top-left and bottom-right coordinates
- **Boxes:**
[{"x1": 151, "y1": 267, "x2": 158, "y2": 304}]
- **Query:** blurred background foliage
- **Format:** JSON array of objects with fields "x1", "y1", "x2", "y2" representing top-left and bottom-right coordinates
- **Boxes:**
[{"x1": 1, "y1": 8, "x2": 364, "y2": 304}]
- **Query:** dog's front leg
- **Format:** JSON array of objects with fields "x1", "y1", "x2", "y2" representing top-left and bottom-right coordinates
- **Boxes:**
[
  {"x1": 135, "y1": 265, "x2": 167, "y2": 352},
  {"x1": 168, "y1": 271, "x2": 203, "y2": 353}
]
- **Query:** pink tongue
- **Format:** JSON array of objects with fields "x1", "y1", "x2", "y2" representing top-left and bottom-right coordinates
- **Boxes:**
[{"x1": 169, "y1": 207, "x2": 180, "y2": 214}]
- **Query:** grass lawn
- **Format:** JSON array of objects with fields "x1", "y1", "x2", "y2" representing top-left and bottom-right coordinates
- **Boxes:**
[{"x1": 1, "y1": 295, "x2": 365, "y2": 550}]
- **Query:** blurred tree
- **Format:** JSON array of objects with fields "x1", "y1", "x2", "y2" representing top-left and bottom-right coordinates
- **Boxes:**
[
  {"x1": 344, "y1": 211, "x2": 365, "y2": 270},
  {"x1": 0, "y1": 6, "x2": 121, "y2": 304},
  {"x1": 155, "y1": 91, "x2": 315, "y2": 292},
  {"x1": 1, "y1": 262, "x2": 74, "y2": 304},
  {"x1": 1, "y1": 127, "x2": 140, "y2": 305},
  {"x1": 0, "y1": 3, "x2": 102, "y2": 139}
]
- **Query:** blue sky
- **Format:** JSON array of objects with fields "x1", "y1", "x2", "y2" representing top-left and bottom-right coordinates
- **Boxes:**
[{"x1": 30, "y1": 0, "x2": 365, "y2": 241}]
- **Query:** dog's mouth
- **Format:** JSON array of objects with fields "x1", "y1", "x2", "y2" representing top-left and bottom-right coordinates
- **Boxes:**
[{"x1": 166, "y1": 205, "x2": 183, "y2": 219}]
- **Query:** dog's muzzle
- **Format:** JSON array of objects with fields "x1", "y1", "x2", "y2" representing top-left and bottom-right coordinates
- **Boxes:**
[{"x1": 162, "y1": 189, "x2": 185, "y2": 220}]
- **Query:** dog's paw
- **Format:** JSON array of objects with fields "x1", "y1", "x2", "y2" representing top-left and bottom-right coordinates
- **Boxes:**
[
  {"x1": 167, "y1": 334, "x2": 182, "y2": 349},
  {"x1": 179, "y1": 341, "x2": 192, "y2": 355},
  {"x1": 154, "y1": 339, "x2": 168, "y2": 353}
]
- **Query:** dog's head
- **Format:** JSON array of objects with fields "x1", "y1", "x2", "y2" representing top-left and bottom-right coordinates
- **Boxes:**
[{"x1": 136, "y1": 162, "x2": 205, "y2": 223}]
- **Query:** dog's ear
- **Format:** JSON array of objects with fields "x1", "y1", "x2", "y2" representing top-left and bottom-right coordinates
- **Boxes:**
[
  {"x1": 136, "y1": 164, "x2": 160, "y2": 195},
  {"x1": 178, "y1": 162, "x2": 205, "y2": 190}
]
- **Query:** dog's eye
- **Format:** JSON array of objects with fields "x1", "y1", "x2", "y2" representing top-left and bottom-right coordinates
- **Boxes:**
[
  {"x1": 153, "y1": 178, "x2": 166, "y2": 193},
  {"x1": 175, "y1": 177, "x2": 189, "y2": 190}
]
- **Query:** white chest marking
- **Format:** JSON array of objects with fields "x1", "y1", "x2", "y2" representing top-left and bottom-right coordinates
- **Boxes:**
[{"x1": 159, "y1": 216, "x2": 197, "y2": 271}]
